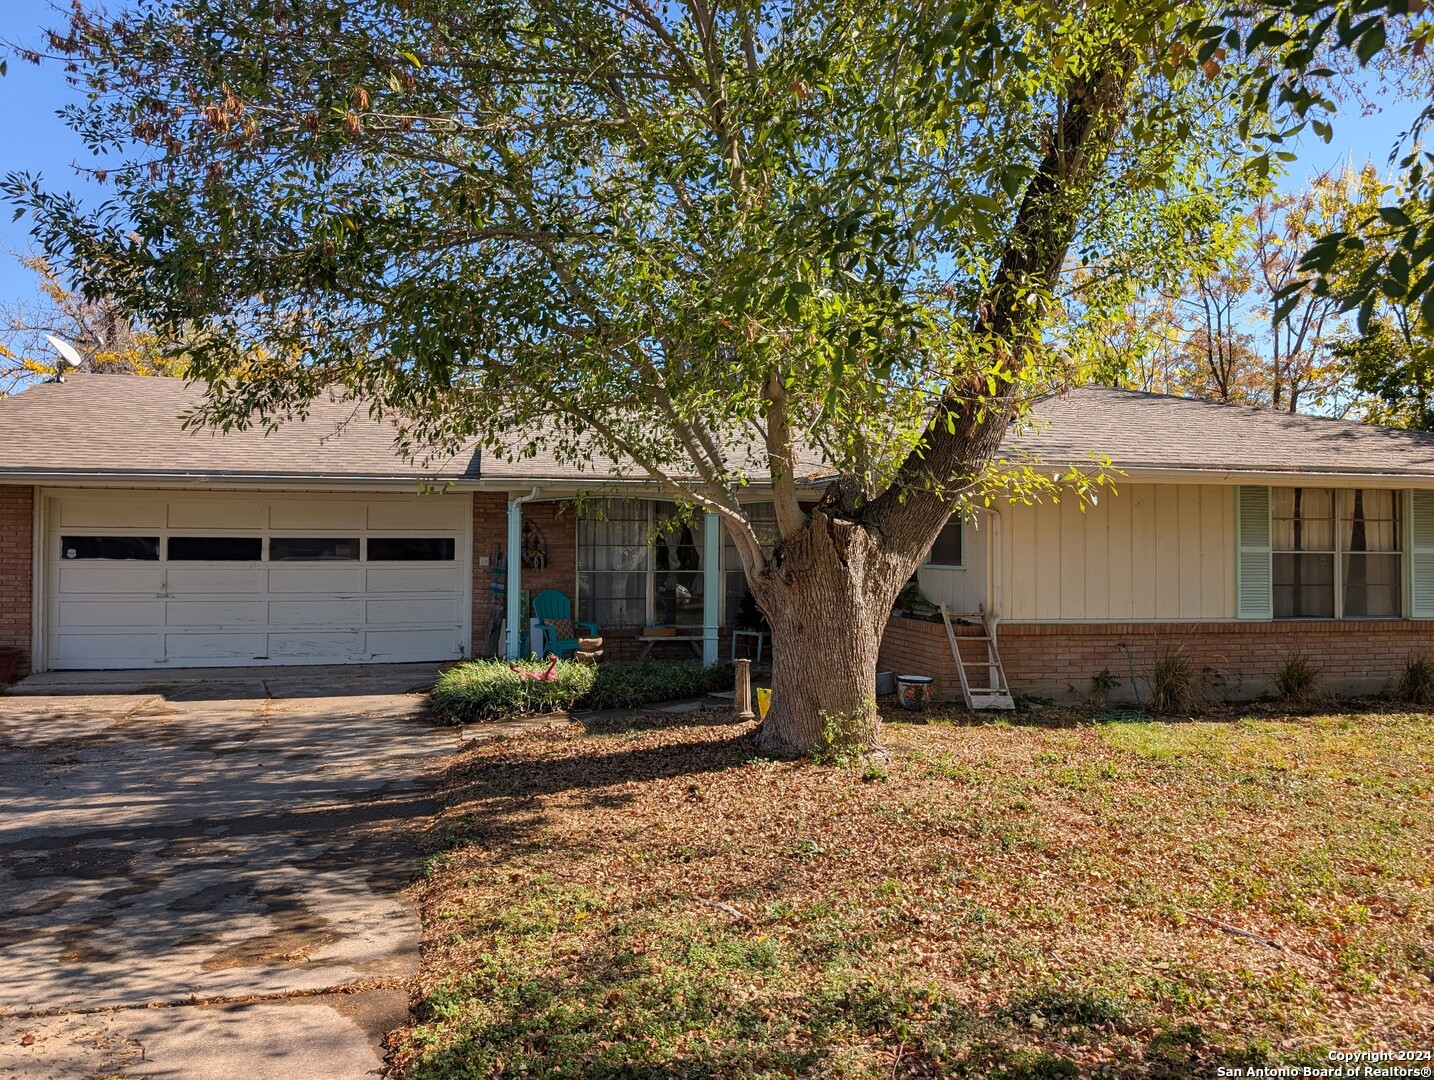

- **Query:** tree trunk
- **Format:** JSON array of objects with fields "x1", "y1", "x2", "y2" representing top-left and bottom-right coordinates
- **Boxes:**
[{"x1": 750, "y1": 506, "x2": 914, "y2": 758}]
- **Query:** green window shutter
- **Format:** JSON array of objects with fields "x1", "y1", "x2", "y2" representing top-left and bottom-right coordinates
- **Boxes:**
[
  {"x1": 1236, "y1": 486, "x2": 1272, "y2": 620},
  {"x1": 1409, "y1": 490, "x2": 1434, "y2": 618}
]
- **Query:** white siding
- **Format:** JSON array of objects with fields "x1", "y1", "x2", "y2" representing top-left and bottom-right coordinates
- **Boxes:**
[
  {"x1": 997, "y1": 483, "x2": 1237, "y2": 622},
  {"x1": 914, "y1": 512, "x2": 990, "y2": 613}
]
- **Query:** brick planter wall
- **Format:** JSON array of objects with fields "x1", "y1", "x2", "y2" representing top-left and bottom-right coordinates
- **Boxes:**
[
  {"x1": 0, "y1": 485, "x2": 34, "y2": 677},
  {"x1": 879, "y1": 614, "x2": 1434, "y2": 703}
]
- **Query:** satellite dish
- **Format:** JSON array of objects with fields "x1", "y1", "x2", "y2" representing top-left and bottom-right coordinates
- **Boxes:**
[{"x1": 44, "y1": 335, "x2": 85, "y2": 370}]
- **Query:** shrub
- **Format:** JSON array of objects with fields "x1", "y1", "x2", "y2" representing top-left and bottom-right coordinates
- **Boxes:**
[
  {"x1": 430, "y1": 658, "x2": 597, "y2": 722},
  {"x1": 1274, "y1": 651, "x2": 1323, "y2": 703},
  {"x1": 1147, "y1": 648, "x2": 1196, "y2": 714},
  {"x1": 431, "y1": 658, "x2": 735, "y2": 722},
  {"x1": 1398, "y1": 653, "x2": 1434, "y2": 706},
  {"x1": 814, "y1": 702, "x2": 879, "y2": 765},
  {"x1": 583, "y1": 660, "x2": 734, "y2": 709}
]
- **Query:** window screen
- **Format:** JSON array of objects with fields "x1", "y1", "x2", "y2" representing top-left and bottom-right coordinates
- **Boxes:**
[
  {"x1": 269, "y1": 537, "x2": 359, "y2": 561},
  {"x1": 61, "y1": 536, "x2": 160, "y2": 560},
  {"x1": 167, "y1": 536, "x2": 262, "y2": 561},
  {"x1": 367, "y1": 537, "x2": 456, "y2": 561}
]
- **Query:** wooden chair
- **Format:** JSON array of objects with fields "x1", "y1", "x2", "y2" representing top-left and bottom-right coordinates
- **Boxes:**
[{"x1": 531, "y1": 589, "x2": 599, "y2": 658}]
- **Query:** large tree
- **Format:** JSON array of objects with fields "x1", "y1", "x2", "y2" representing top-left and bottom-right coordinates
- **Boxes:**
[{"x1": 10, "y1": 0, "x2": 1261, "y2": 754}]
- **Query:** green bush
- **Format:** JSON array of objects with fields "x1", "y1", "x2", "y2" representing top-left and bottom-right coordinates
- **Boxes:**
[
  {"x1": 431, "y1": 659, "x2": 597, "y2": 722},
  {"x1": 431, "y1": 658, "x2": 734, "y2": 722},
  {"x1": 1274, "y1": 651, "x2": 1323, "y2": 703},
  {"x1": 1398, "y1": 653, "x2": 1434, "y2": 705},
  {"x1": 1147, "y1": 648, "x2": 1197, "y2": 714},
  {"x1": 583, "y1": 660, "x2": 734, "y2": 709}
]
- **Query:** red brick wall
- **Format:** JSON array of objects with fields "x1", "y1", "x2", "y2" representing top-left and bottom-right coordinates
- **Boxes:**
[
  {"x1": 471, "y1": 493, "x2": 580, "y2": 657},
  {"x1": 879, "y1": 614, "x2": 1434, "y2": 703},
  {"x1": 0, "y1": 485, "x2": 34, "y2": 676}
]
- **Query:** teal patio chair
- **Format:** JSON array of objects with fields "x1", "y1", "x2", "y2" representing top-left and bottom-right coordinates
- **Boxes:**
[{"x1": 532, "y1": 589, "x2": 599, "y2": 659}]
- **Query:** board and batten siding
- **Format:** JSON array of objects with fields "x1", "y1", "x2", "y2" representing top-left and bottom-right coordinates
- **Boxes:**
[
  {"x1": 997, "y1": 483, "x2": 1237, "y2": 622},
  {"x1": 913, "y1": 512, "x2": 990, "y2": 614}
]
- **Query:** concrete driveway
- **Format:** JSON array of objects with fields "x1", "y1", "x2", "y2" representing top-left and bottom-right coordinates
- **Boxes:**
[{"x1": 0, "y1": 665, "x2": 463, "y2": 1079}]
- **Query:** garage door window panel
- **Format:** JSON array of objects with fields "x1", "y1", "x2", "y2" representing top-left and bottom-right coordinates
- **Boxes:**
[
  {"x1": 367, "y1": 537, "x2": 455, "y2": 561},
  {"x1": 270, "y1": 537, "x2": 360, "y2": 561},
  {"x1": 168, "y1": 536, "x2": 263, "y2": 561},
  {"x1": 61, "y1": 536, "x2": 160, "y2": 560}
]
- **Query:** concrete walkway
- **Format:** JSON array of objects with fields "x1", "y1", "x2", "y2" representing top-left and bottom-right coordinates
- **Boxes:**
[{"x1": 0, "y1": 664, "x2": 508, "y2": 1079}]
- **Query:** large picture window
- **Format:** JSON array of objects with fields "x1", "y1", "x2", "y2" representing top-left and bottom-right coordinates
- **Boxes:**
[
  {"x1": 576, "y1": 500, "x2": 716, "y2": 628},
  {"x1": 1272, "y1": 487, "x2": 1401, "y2": 619},
  {"x1": 577, "y1": 500, "x2": 651, "y2": 627}
]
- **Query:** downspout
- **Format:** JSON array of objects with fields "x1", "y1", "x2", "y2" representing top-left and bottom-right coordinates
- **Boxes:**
[
  {"x1": 506, "y1": 486, "x2": 542, "y2": 660},
  {"x1": 986, "y1": 506, "x2": 1003, "y2": 621}
]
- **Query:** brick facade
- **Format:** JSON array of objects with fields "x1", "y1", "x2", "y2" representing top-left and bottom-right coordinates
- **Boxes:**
[
  {"x1": 471, "y1": 493, "x2": 580, "y2": 657},
  {"x1": 879, "y1": 614, "x2": 1434, "y2": 703},
  {"x1": 0, "y1": 485, "x2": 34, "y2": 677}
]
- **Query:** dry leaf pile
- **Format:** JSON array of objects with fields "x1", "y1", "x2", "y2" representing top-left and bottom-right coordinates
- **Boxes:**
[{"x1": 388, "y1": 707, "x2": 1434, "y2": 1078}]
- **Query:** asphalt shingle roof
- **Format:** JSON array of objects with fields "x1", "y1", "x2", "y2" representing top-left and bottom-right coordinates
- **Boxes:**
[
  {"x1": 3, "y1": 375, "x2": 1433, "y2": 485},
  {"x1": 1011, "y1": 387, "x2": 1434, "y2": 477},
  {"x1": 0, "y1": 375, "x2": 481, "y2": 483}
]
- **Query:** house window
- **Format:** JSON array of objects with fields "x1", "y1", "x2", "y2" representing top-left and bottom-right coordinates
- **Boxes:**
[
  {"x1": 577, "y1": 500, "x2": 708, "y2": 628},
  {"x1": 577, "y1": 500, "x2": 651, "y2": 627},
  {"x1": 367, "y1": 537, "x2": 456, "y2": 561},
  {"x1": 61, "y1": 536, "x2": 160, "y2": 560},
  {"x1": 167, "y1": 536, "x2": 263, "y2": 561},
  {"x1": 652, "y1": 507, "x2": 704, "y2": 627},
  {"x1": 923, "y1": 517, "x2": 964, "y2": 568},
  {"x1": 1341, "y1": 489, "x2": 1401, "y2": 617},
  {"x1": 269, "y1": 537, "x2": 360, "y2": 561},
  {"x1": 723, "y1": 503, "x2": 778, "y2": 630},
  {"x1": 1272, "y1": 487, "x2": 1400, "y2": 619}
]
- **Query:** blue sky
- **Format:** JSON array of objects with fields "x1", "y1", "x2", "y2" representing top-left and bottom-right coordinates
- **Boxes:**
[{"x1": 0, "y1": 0, "x2": 1427, "y2": 314}]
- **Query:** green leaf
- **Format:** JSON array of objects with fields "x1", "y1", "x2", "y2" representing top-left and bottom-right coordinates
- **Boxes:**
[
  {"x1": 1379, "y1": 206, "x2": 1413, "y2": 228},
  {"x1": 1355, "y1": 20, "x2": 1387, "y2": 66}
]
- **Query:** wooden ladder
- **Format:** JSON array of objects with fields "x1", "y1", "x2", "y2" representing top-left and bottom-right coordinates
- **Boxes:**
[{"x1": 940, "y1": 603, "x2": 1015, "y2": 711}]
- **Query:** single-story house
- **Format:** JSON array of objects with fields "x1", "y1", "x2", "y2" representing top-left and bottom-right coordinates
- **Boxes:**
[{"x1": 3, "y1": 374, "x2": 1434, "y2": 701}]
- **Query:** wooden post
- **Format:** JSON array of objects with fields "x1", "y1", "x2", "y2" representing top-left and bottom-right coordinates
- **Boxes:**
[{"x1": 733, "y1": 658, "x2": 755, "y2": 721}]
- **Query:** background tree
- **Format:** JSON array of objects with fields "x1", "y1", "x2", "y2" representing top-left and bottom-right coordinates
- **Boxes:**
[
  {"x1": 1249, "y1": 169, "x2": 1377, "y2": 411},
  {"x1": 1334, "y1": 315, "x2": 1434, "y2": 426},
  {"x1": 1225, "y1": 0, "x2": 1434, "y2": 320},
  {"x1": 8, "y1": 0, "x2": 1270, "y2": 755},
  {"x1": 1094, "y1": 168, "x2": 1378, "y2": 415},
  {"x1": 0, "y1": 252, "x2": 178, "y2": 394}
]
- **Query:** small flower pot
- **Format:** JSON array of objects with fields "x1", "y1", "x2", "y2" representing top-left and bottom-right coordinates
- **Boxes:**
[{"x1": 896, "y1": 675, "x2": 933, "y2": 711}]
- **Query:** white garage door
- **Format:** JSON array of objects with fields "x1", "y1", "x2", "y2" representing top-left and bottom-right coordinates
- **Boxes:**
[{"x1": 44, "y1": 491, "x2": 471, "y2": 669}]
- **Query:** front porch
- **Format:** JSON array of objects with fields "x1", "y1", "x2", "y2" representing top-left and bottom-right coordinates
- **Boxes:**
[{"x1": 474, "y1": 492, "x2": 773, "y2": 665}]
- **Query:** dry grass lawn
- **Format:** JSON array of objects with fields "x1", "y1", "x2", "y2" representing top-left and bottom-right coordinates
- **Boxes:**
[{"x1": 389, "y1": 705, "x2": 1434, "y2": 1078}]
